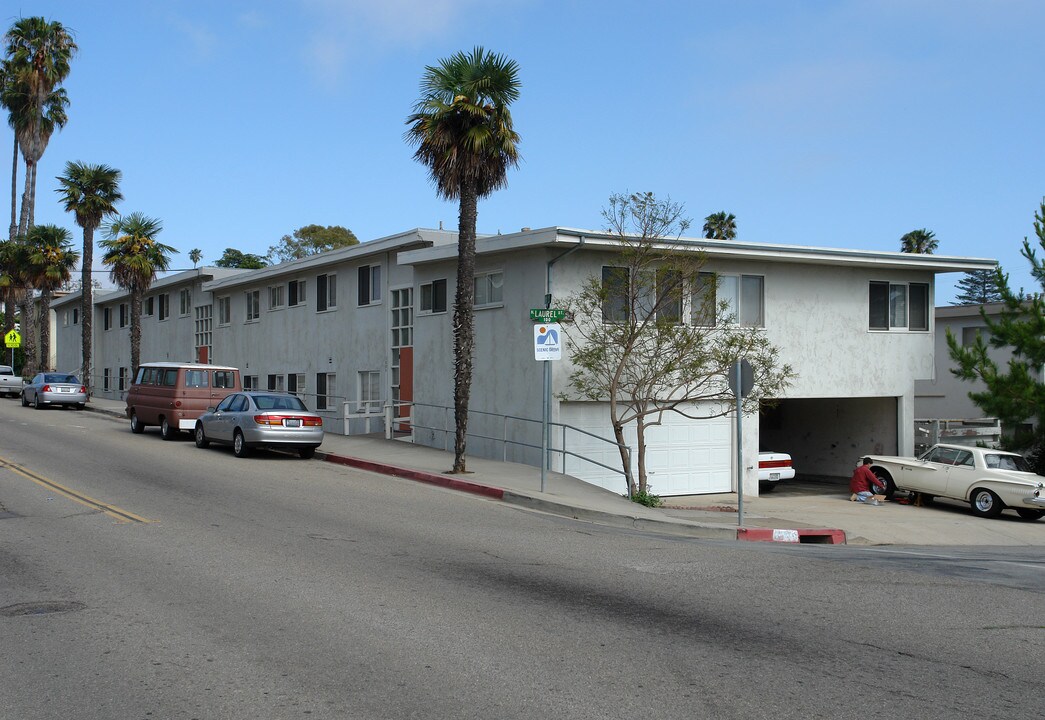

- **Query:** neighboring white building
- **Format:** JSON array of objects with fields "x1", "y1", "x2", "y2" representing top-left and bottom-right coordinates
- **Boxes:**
[
  {"x1": 53, "y1": 226, "x2": 995, "y2": 496},
  {"x1": 915, "y1": 302, "x2": 1040, "y2": 435}
]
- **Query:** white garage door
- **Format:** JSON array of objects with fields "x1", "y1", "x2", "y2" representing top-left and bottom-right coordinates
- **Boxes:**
[{"x1": 559, "y1": 402, "x2": 733, "y2": 495}]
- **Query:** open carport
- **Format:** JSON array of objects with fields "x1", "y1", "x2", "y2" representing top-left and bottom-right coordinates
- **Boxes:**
[{"x1": 759, "y1": 397, "x2": 899, "y2": 481}]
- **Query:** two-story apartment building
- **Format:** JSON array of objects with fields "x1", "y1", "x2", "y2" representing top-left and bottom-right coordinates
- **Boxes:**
[{"x1": 51, "y1": 225, "x2": 994, "y2": 496}]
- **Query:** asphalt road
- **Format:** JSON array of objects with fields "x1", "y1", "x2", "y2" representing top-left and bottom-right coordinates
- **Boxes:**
[{"x1": 0, "y1": 400, "x2": 1041, "y2": 719}]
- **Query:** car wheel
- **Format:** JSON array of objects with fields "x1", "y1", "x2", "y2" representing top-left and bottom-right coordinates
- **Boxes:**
[
  {"x1": 160, "y1": 417, "x2": 177, "y2": 441},
  {"x1": 970, "y1": 488, "x2": 1004, "y2": 518},
  {"x1": 32, "y1": 394, "x2": 42, "y2": 410},
  {"x1": 194, "y1": 422, "x2": 210, "y2": 449},
  {"x1": 75, "y1": 403, "x2": 85, "y2": 411},
  {"x1": 130, "y1": 412, "x2": 144, "y2": 434},
  {"x1": 1015, "y1": 508, "x2": 1044, "y2": 521},
  {"x1": 298, "y1": 447, "x2": 316, "y2": 460},
  {"x1": 232, "y1": 430, "x2": 252, "y2": 458},
  {"x1": 871, "y1": 468, "x2": 895, "y2": 499},
  {"x1": 20, "y1": 392, "x2": 28, "y2": 407}
]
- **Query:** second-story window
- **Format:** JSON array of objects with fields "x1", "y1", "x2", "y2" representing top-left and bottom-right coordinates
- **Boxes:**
[
  {"x1": 103, "y1": 307, "x2": 112, "y2": 331},
  {"x1": 179, "y1": 288, "x2": 192, "y2": 316},
  {"x1": 317, "y1": 273, "x2": 337, "y2": 312},
  {"x1": 269, "y1": 285, "x2": 285, "y2": 310},
  {"x1": 158, "y1": 293, "x2": 170, "y2": 321},
  {"x1": 358, "y1": 264, "x2": 381, "y2": 306},
  {"x1": 246, "y1": 290, "x2": 260, "y2": 322},
  {"x1": 119, "y1": 303, "x2": 128, "y2": 328},
  {"x1": 474, "y1": 270, "x2": 503, "y2": 308},
  {"x1": 217, "y1": 296, "x2": 231, "y2": 325},
  {"x1": 869, "y1": 281, "x2": 929, "y2": 331},
  {"x1": 419, "y1": 279, "x2": 447, "y2": 314},
  {"x1": 288, "y1": 279, "x2": 306, "y2": 307}
]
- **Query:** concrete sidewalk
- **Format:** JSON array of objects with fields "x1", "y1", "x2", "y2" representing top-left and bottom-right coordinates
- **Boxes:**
[{"x1": 84, "y1": 397, "x2": 1045, "y2": 546}]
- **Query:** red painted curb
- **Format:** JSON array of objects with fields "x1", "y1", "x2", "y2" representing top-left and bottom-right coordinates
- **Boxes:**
[
  {"x1": 321, "y1": 453, "x2": 506, "y2": 500},
  {"x1": 737, "y1": 527, "x2": 846, "y2": 544}
]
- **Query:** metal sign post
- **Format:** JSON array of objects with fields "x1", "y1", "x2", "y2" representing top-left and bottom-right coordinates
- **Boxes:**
[
  {"x1": 729, "y1": 359, "x2": 754, "y2": 526},
  {"x1": 533, "y1": 315, "x2": 563, "y2": 493}
]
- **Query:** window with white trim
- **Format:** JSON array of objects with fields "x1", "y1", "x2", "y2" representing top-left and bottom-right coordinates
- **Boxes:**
[
  {"x1": 287, "y1": 373, "x2": 305, "y2": 396},
  {"x1": 179, "y1": 288, "x2": 192, "y2": 316},
  {"x1": 244, "y1": 375, "x2": 258, "y2": 391},
  {"x1": 358, "y1": 370, "x2": 381, "y2": 413},
  {"x1": 602, "y1": 266, "x2": 629, "y2": 323},
  {"x1": 269, "y1": 285, "x2": 285, "y2": 310},
  {"x1": 869, "y1": 281, "x2": 929, "y2": 331},
  {"x1": 474, "y1": 270, "x2": 503, "y2": 308},
  {"x1": 317, "y1": 274, "x2": 337, "y2": 312},
  {"x1": 316, "y1": 372, "x2": 336, "y2": 411},
  {"x1": 358, "y1": 264, "x2": 381, "y2": 306},
  {"x1": 245, "y1": 290, "x2": 260, "y2": 322},
  {"x1": 103, "y1": 307, "x2": 112, "y2": 331},
  {"x1": 103, "y1": 368, "x2": 111, "y2": 392},
  {"x1": 118, "y1": 367, "x2": 128, "y2": 392},
  {"x1": 267, "y1": 374, "x2": 285, "y2": 391},
  {"x1": 158, "y1": 293, "x2": 170, "y2": 321},
  {"x1": 693, "y1": 272, "x2": 764, "y2": 327},
  {"x1": 419, "y1": 279, "x2": 447, "y2": 314},
  {"x1": 288, "y1": 279, "x2": 306, "y2": 307},
  {"x1": 144, "y1": 296, "x2": 154, "y2": 317},
  {"x1": 119, "y1": 303, "x2": 128, "y2": 328},
  {"x1": 217, "y1": 296, "x2": 231, "y2": 326}
]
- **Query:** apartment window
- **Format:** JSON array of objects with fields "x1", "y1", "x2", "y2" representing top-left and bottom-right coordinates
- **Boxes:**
[
  {"x1": 179, "y1": 288, "x2": 192, "y2": 316},
  {"x1": 317, "y1": 273, "x2": 337, "y2": 312},
  {"x1": 602, "y1": 266, "x2": 629, "y2": 323},
  {"x1": 103, "y1": 368, "x2": 111, "y2": 392},
  {"x1": 287, "y1": 373, "x2": 305, "y2": 396},
  {"x1": 288, "y1": 279, "x2": 306, "y2": 307},
  {"x1": 869, "y1": 281, "x2": 929, "y2": 331},
  {"x1": 118, "y1": 367, "x2": 128, "y2": 392},
  {"x1": 72, "y1": 308, "x2": 79, "y2": 325},
  {"x1": 119, "y1": 303, "x2": 129, "y2": 328},
  {"x1": 103, "y1": 307, "x2": 112, "y2": 331},
  {"x1": 358, "y1": 370, "x2": 381, "y2": 412},
  {"x1": 358, "y1": 264, "x2": 381, "y2": 306},
  {"x1": 267, "y1": 374, "x2": 285, "y2": 392},
  {"x1": 217, "y1": 296, "x2": 231, "y2": 325},
  {"x1": 269, "y1": 285, "x2": 285, "y2": 310},
  {"x1": 195, "y1": 305, "x2": 212, "y2": 363},
  {"x1": 246, "y1": 290, "x2": 260, "y2": 322},
  {"x1": 692, "y1": 272, "x2": 717, "y2": 326},
  {"x1": 158, "y1": 293, "x2": 170, "y2": 321},
  {"x1": 144, "y1": 296, "x2": 154, "y2": 317},
  {"x1": 316, "y1": 372, "x2": 336, "y2": 411},
  {"x1": 474, "y1": 270, "x2": 504, "y2": 308},
  {"x1": 656, "y1": 269, "x2": 683, "y2": 324},
  {"x1": 63, "y1": 311, "x2": 69, "y2": 327},
  {"x1": 962, "y1": 326, "x2": 987, "y2": 347},
  {"x1": 419, "y1": 279, "x2": 447, "y2": 314},
  {"x1": 244, "y1": 375, "x2": 258, "y2": 391}
]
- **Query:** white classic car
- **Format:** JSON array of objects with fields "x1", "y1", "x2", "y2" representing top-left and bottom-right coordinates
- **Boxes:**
[
  {"x1": 867, "y1": 444, "x2": 1045, "y2": 520},
  {"x1": 758, "y1": 451, "x2": 795, "y2": 492}
]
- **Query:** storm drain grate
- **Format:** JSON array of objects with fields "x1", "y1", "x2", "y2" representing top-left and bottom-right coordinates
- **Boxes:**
[{"x1": 0, "y1": 601, "x2": 86, "y2": 617}]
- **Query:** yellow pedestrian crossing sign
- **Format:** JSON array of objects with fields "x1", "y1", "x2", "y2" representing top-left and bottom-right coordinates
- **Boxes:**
[{"x1": 5, "y1": 330, "x2": 20, "y2": 348}]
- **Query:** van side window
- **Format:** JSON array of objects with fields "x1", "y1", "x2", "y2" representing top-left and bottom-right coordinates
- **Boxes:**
[
  {"x1": 213, "y1": 371, "x2": 235, "y2": 389},
  {"x1": 185, "y1": 370, "x2": 209, "y2": 388},
  {"x1": 162, "y1": 369, "x2": 178, "y2": 386},
  {"x1": 135, "y1": 367, "x2": 147, "y2": 384}
]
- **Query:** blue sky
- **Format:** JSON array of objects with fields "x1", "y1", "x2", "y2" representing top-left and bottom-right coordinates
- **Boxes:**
[{"x1": 8, "y1": 0, "x2": 1044, "y2": 303}]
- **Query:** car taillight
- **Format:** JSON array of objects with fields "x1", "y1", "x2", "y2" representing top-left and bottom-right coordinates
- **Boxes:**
[
  {"x1": 303, "y1": 417, "x2": 322, "y2": 427},
  {"x1": 41, "y1": 384, "x2": 51, "y2": 392},
  {"x1": 759, "y1": 458, "x2": 792, "y2": 469},
  {"x1": 79, "y1": 386, "x2": 86, "y2": 393},
  {"x1": 253, "y1": 414, "x2": 322, "y2": 426}
]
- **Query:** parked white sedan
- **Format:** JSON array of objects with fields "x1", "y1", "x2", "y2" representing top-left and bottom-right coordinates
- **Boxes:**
[
  {"x1": 867, "y1": 444, "x2": 1045, "y2": 520},
  {"x1": 758, "y1": 451, "x2": 795, "y2": 492}
]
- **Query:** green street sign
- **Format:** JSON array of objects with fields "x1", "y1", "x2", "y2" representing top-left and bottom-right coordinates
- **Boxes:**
[{"x1": 530, "y1": 308, "x2": 565, "y2": 322}]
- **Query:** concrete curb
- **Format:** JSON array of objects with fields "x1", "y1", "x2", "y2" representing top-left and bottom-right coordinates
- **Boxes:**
[
  {"x1": 320, "y1": 452, "x2": 506, "y2": 500},
  {"x1": 737, "y1": 527, "x2": 847, "y2": 544}
]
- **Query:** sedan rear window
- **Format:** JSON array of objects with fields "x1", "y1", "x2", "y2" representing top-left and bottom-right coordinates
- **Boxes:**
[{"x1": 253, "y1": 394, "x2": 308, "y2": 411}]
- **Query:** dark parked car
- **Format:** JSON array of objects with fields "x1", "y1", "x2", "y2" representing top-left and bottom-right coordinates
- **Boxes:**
[
  {"x1": 21, "y1": 373, "x2": 87, "y2": 410},
  {"x1": 194, "y1": 391, "x2": 324, "y2": 459}
]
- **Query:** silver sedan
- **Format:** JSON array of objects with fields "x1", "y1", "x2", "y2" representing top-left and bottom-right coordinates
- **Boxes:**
[
  {"x1": 194, "y1": 391, "x2": 324, "y2": 459},
  {"x1": 21, "y1": 373, "x2": 87, "y2": 410}
]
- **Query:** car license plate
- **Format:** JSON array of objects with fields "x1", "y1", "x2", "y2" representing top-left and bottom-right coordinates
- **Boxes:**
[
  {"x1": 285, "y1": 418, "x2": 301, "y2": 428},
  {"x1": 57, "y1": 387, "x2": 70, "y2": 393},
  {"x1": 770, "y1": 472, "x2": 780, "y2": 480}
]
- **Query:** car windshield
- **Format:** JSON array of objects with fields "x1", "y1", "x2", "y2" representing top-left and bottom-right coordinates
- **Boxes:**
[
  {"x1": 253, "y1": 394, "x2": 307, "y2": 411},
  {"x1": 984, "y1": 453, "x2": 1032, "y2": 472},
  {"x1": 45, "y1": 374, "x2": 79, "y2": 384}
]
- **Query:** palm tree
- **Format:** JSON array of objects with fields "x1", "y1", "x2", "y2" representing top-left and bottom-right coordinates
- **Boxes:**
[
  {"x1": 900, "y1": 228, "x2": 938, "y2": 254},
  {"x1": 3, "y1": 16, "x2": 77, "y2": 237},
  {"x1": 26, "y1": 223, "x2": 78, "y2": 372},
  {"x1": 703, "y1": 211, "x2": 737, "y2": 240},
  {"x1": 0, "y1": 236, "x2": 19, "y2": 338},
  {"x1": 189, "y1": 248, "x2": 202, "y2": 267},
  {"x1": 100, "y1": 213, "x2": 175, "y2": 376},
  {"x1": 405, "y1": 47, "x2": 522, "y2": 473},
  {"x1": 56, "y1": 161, "x2": 122, "y2": 392}
]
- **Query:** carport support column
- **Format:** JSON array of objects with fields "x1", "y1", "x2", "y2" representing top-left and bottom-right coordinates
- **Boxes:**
[{"x1": 735, "y1": 362, "x2": 745, "y2": 526}]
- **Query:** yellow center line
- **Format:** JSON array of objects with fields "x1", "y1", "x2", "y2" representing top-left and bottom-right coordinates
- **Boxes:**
[{"x1": 0, "y1": 455, "x2": 153, "y2": 524}]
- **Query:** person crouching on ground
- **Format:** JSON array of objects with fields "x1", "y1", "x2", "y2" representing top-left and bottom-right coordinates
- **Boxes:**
[{"x1": 850, "y1": 458, "x2": 881, "y2": 505}]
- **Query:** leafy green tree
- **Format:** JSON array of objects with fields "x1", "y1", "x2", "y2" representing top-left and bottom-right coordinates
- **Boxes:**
[
  {"x1": 100, "y1": 213, "x2": 175, "y2": 376},
  {"x1": 188, "y1": 248, "x2": 202, "y2": 267},
  {"x1": 703, "y1": 211, "x2": 737, "y2": 240},
  {"x1": 900, "y1": 228, "x2": 938, "y2": 254},
  {"x1": 3, "y1": 17, "x2": 77, "y2": 237},
  {"x1": 55, "y1": 161, "x2": 122, "y2": 391},
  {"x1": 27, "y1": 223, "x2": 77, "y2": 372},
  {"x1": 953, "y1": 269, "x2": 1003, "y2": 305},
  {"x1": 267, "y1": 224, "x2": 357, "y2": 263},
  {"x1": 562, "y1": 193, "x2": 793, "y2": 497},
  {"x1": 406, "y1": 47, "x2": 522, "y2": 473},
  {"x1": 215, "y1": 247, "x2": 267, "y2": 269},
  {"x1": 947, "y1": 200, "x2": 1045, "y2": 467}
]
